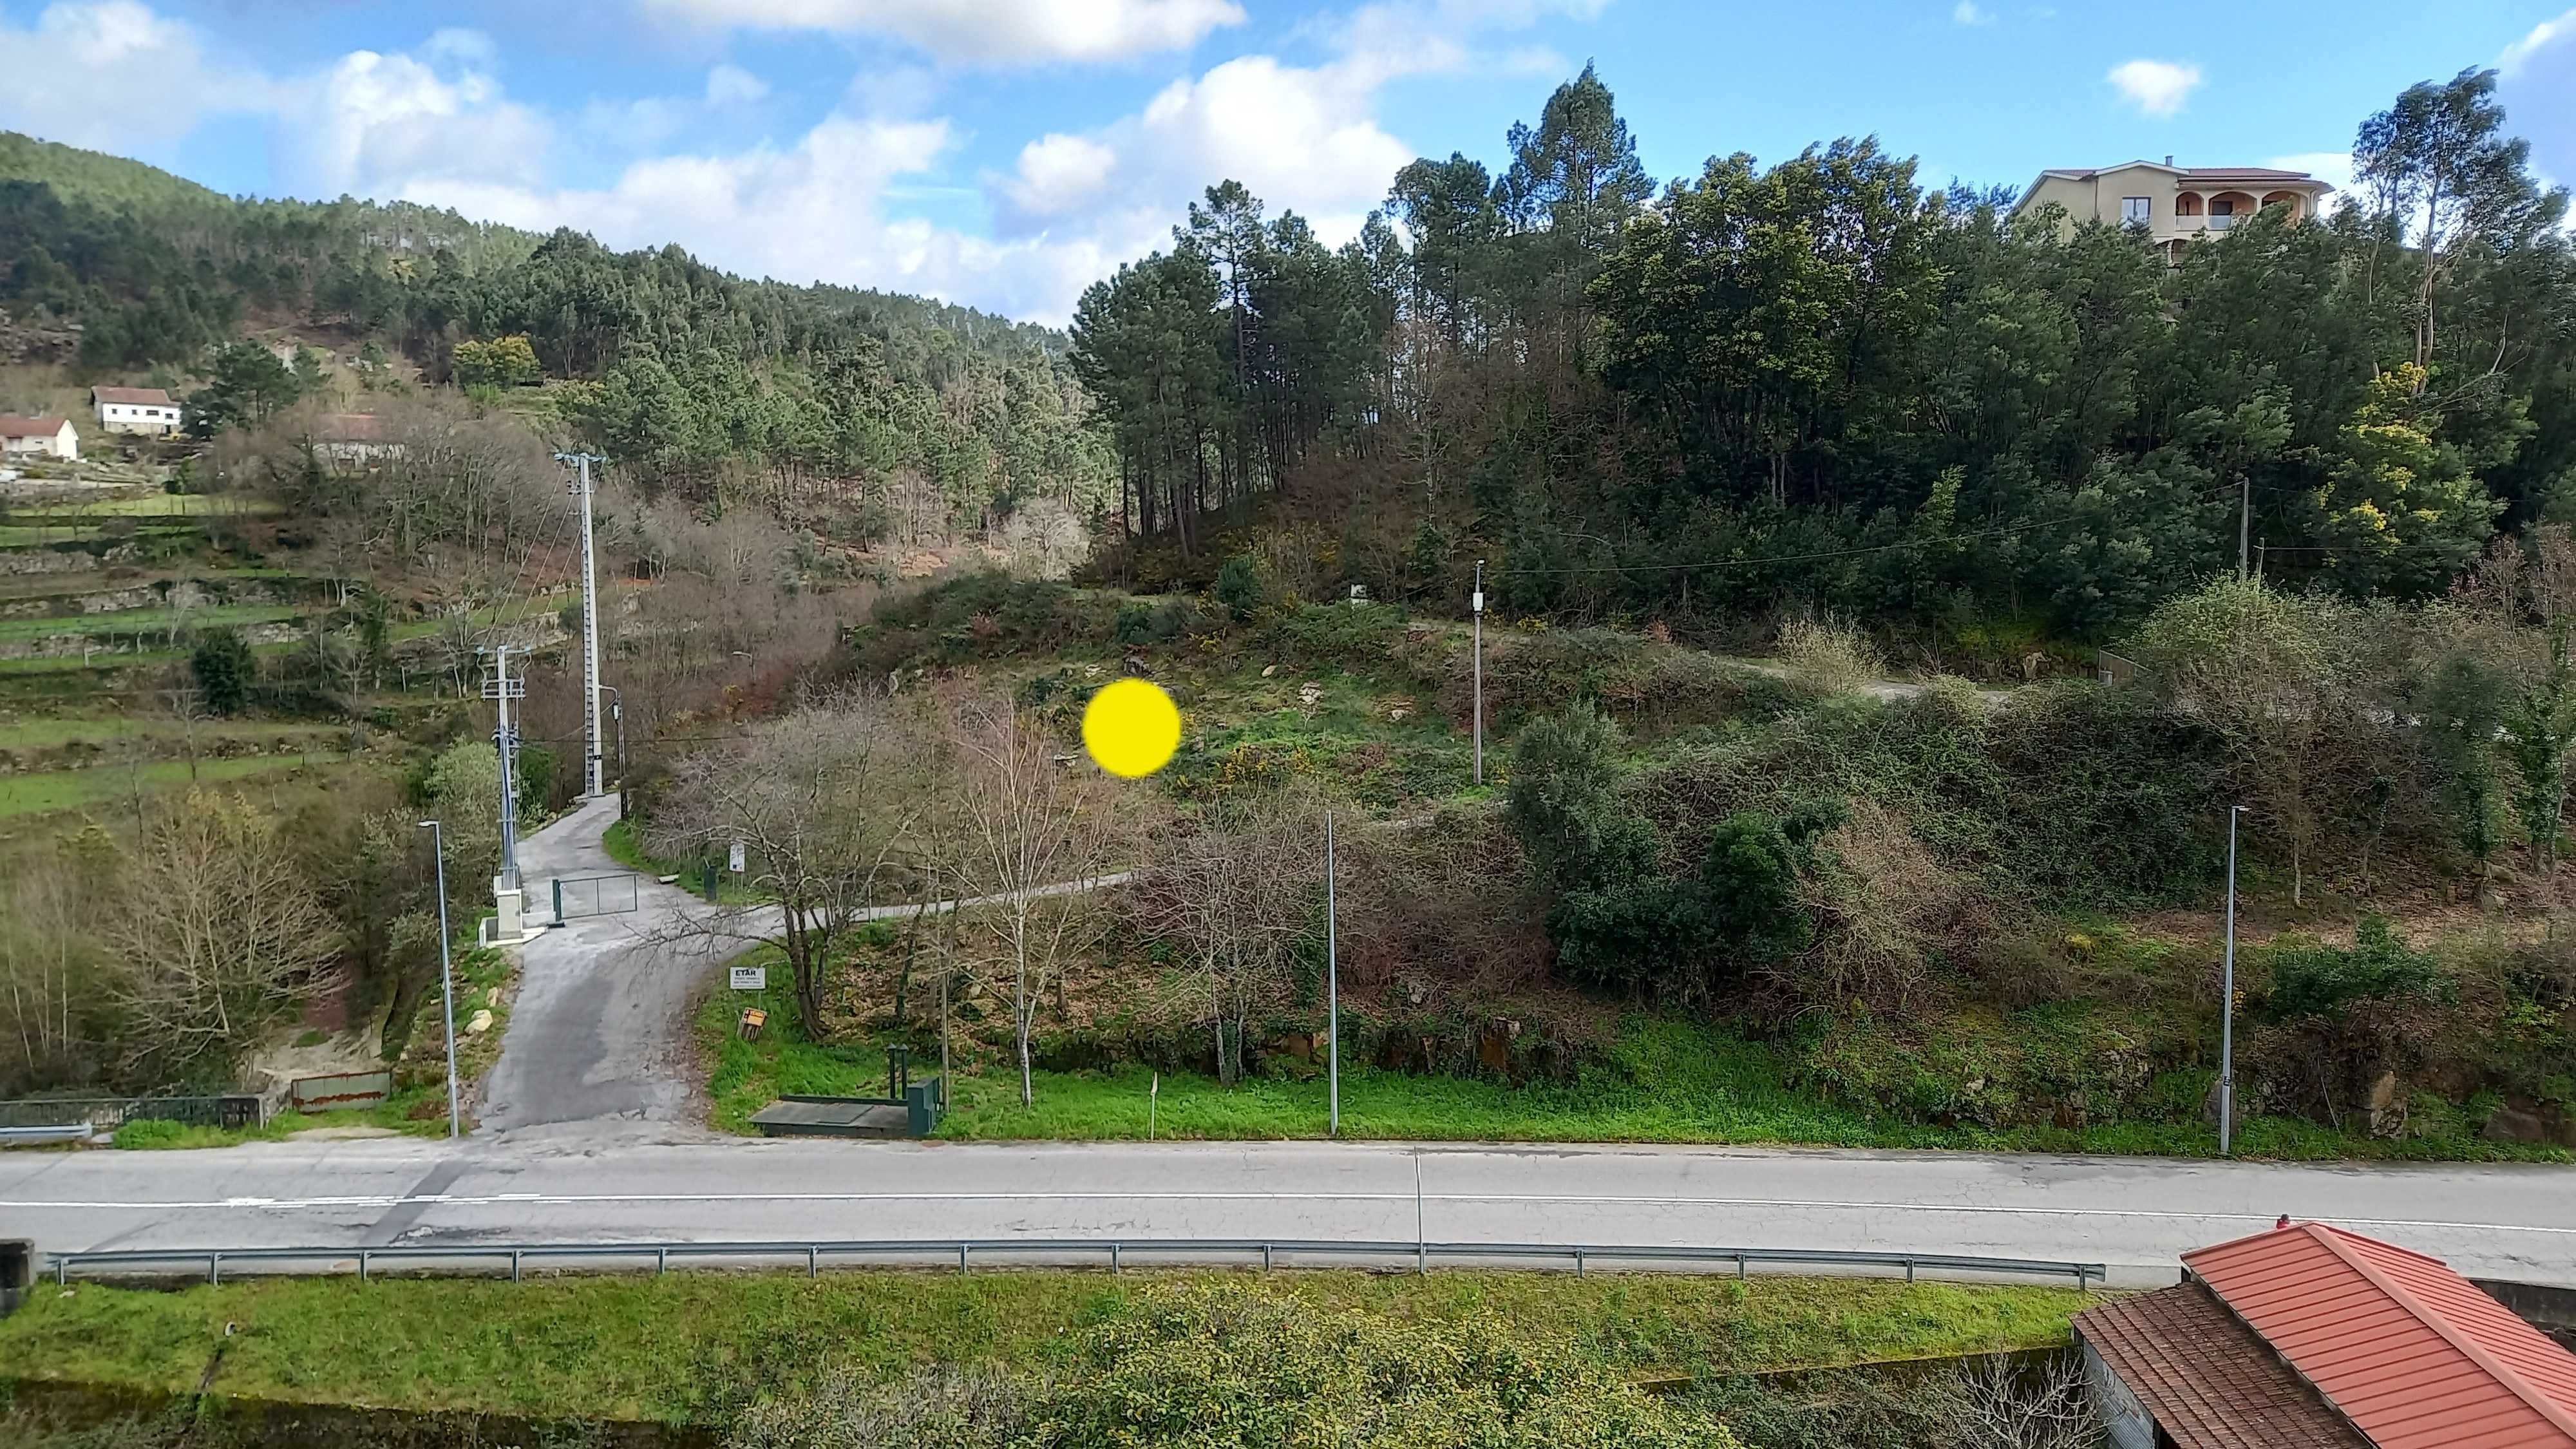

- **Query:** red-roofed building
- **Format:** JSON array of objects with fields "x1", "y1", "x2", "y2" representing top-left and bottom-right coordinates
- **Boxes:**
[
  {"x1": 0, "y1": 415, "x2": 78, "y2": 461},
  {"x1": 2078, "y1": 1222, "x2": 2576, "y2": 1449},
  {"x1": 90, "y1": 386, "x2": 180, "y2": 436}
]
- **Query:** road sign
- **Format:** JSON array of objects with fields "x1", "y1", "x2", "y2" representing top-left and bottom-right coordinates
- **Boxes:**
[
  {"x1": 728, "y1": 839, "x2": 746, "y2": 873},
  {"x1": 730, "y1": 964, "x2": 767, "y2": 990}
]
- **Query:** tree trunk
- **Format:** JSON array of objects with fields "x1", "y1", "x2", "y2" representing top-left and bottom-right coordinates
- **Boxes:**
[
  {"x1": 1017, "y1": 1003, "x2": 1035, "y2": 1106},
  {"x1": 378, "y1": 965, "x2": 430, "y2": 1064}
]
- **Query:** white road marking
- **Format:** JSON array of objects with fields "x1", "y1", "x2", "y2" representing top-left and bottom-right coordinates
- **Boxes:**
[{"x1": 3, "y1": 1190, "x2": 2570, "y2": 1237}]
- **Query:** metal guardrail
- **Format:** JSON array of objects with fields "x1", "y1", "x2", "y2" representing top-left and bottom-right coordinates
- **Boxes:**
[
  {"x1": 0, "y1": 1124, "x2": 93, "y2": 1146},
  {"x1": 43, "y1": 1238, "x2": 2106, "y2": 1289}
]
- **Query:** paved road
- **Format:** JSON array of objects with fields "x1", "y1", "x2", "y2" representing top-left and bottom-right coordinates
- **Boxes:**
[
  {"x1": 4, "y1": 1137, "x2": 2571, "y2": 1287},
  {"x1": 485, "y1": 793, "x2": 1130, "y2": 1144},
  {"x1": 479, "y1": 793, "x2": 723, "y2": 1140}
]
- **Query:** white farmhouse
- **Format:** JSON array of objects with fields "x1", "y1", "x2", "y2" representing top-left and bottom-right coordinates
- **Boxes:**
[
  {"x1": 91, "y1": 386, "x2": 182, "y2": 437},
  {"x1": 0, "y1": 416, "x2": 79, "y2": 461}
]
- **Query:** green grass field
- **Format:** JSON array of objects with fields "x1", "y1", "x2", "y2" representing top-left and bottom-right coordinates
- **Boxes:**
[
  {"x1": 0, "y1": 1270, "x2": 2088, "y2": 1426},
  {"x1": 0, "y1": 716, "x2": 343, "y2": 753},
  {"x1": 604, "y1": 818, "x2": 768, "y2": 905},
  {"x1": 1, "y1": 494, "x2": 284, "y2": 520},
  {"x1": 695, "y1": 959, "x2": 2565, "y2": 1162},
  {"x1": 0, "y1": 753, "x2": 351, "y2": 820}
]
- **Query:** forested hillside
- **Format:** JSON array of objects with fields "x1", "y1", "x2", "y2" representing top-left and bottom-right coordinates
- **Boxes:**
[
  {"x1": 1073, "y1": 65, "x2": 2576, "y2": 647},
  {"x1": 0, "y1": 132, "x2": 1112, "y2": 534}
]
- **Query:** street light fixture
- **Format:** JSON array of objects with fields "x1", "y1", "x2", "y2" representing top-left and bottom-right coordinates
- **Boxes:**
[{"x1": 418, "y1": 819, "x2": 462, "y2": 1140}]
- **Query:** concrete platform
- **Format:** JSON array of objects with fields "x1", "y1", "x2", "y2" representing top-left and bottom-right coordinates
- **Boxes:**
[{"x1": 749, "y1": 1097, "x2": 911, "y2": 1139}]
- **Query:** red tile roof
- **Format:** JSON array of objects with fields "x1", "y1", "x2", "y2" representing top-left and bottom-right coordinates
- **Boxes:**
[
  {"x1": 0, "y1": 415, "x2": 71, "y2": 438},
  {"x1": 2076, "y1": 1281, "x2": 2370, "y2": 1448},
  {"x1": 2178, "y1": 167, "x2": 2320, "y2": 182},
  {"x1": 90, "y1": 386, "x2": 173, "y2": 406},
  {"x1": 2187, "y1": 1222, "x2": 2576, "y2": 1449},
  {"x1": 314, "y1": 412, "x2": 388, "y2": 442}
]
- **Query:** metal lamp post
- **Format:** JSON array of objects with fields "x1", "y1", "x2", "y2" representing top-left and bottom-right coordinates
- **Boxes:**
[
  {"x1": 1326, "y1": 809, "x2": 1339, "y2": 1137},
  {"x1": 598, "y1": 685, "x2": 626, "y2": 787},
  {"x1": 1472, "y1": 561, "x2": 1485, "y2": 786},
  {"x1": 419, "y1": 819, "x2": 462, "y2": 1139},
  {"x1": 2220, "y1": 804, "x2": 2242, "y2": 1156}
]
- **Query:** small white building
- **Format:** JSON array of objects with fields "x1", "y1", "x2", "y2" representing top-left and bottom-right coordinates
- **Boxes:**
[
  {"x1": 91, "y1": 386, "x2": 182, "y2": 437},
  {"x1": 0, "y1": 416, "x2": 79, "y2": 461}
]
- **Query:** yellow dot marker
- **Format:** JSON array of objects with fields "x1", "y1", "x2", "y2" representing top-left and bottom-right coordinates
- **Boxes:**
[{"x1": 1083, "y1": 678, "x2": 1181, "y2": 778}]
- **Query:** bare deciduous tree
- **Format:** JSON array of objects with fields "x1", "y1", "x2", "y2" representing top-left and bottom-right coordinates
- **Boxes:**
[
  {"x1": 1922, "y1": 1354, "x2": 2099, "y2": 1449},
  {"x1": 652, "y1": 697, "x2": 923, "y2": 1036},
  {"x1": 0, "y1": 842, "x2": 103, "y2": 1094},
  {"x1": 935, "y1": 690, "x2": 1132, "y2": 1106},
  {"x1": 104, "y1": 791, "x2": 336, "y2": 1083},
  {"x1": 1125, "y1": 793, "x2": 1325, "y2": 1084}
]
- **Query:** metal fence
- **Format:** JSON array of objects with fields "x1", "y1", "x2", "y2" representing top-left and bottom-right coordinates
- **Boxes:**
[
  {"x1": 289, "y1": 1071, "x2": 392, "y2": 1112},
  {"x1": 0, "y1": 1095, "x2": 262, "y2": 1132},
  {"x1": 551, "y1": 873, "x2": 639, "y2": 922},
  {"x1": 43, "y1": 1238, "x2": 2107, "y2": 1289}
]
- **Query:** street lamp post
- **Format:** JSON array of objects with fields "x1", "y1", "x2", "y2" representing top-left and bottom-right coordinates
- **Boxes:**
[
  {"x1": 598, "y1": 685, "x2": 626, "y2": 787},
  {"x1": 1472, "y1": 561, "x2": 1485, "y2": 786},
  {"x1": 419, "y1": 819, "x2": 462, "y2": 1139},
  {"x1": 1326, "y1": 809, "x2": 1339, "y2": 1138},
  {"x1": 2220, "y1": 804, "x2": 2242, "y2": 1156}
]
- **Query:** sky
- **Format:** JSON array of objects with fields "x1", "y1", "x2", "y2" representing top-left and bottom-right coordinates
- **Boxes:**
[{"x1": 2, "y1": 0, "x2": 2571, "y2": 327}]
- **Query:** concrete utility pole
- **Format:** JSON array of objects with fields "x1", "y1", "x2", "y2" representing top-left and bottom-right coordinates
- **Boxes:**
[
  {"x1": 557, "y1": 451, "x2": 607, "y2": 799},
  {"x1": 1472, "y1": 560, "x2": 1486, "y2": 786},
  {"x1": 1326, "y1": 809, "x2": 1339, "y2": 1137},
  {"x1": 2220, "y1": 804, "x2": 2243, "y2": 1155},
  {"x1": 482, "y1": 645, "x2": 528, "y2": 941},
  {"x1": 418, "y1": 819, "x2": 461, "y2": 1139}
]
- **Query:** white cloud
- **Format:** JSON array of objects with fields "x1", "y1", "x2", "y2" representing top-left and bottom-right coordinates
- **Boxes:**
[
  {"x1": 636, "y1": 0, "x2": 1245, "y2": 65},
  {"x1": 0, "y1": 0, "x2": 1615, "y2": 327},
  {"x1": 2498, "y1": 8, "x2": 2576, "y2": 187},
  {"x1": 704, "y1": 63, "x2": 769, "y2": 107},
  {"x1": 0, "y1": 0, "x2": 278, "y2": 148},
  {"x1": 2107, "y1": 58, "x2": 2201, "y2": 118},
  {"x1": 282, "y1": 39, "x2": 550, "y2": 194},
  {"x1": 1953, "y1": 1, "x2": 1994, "y2": 24},
  {"x1": 410, "y1": 116, "x2": 1122, "y2": 323},
  {"x1": 2265, "y1": 150, "x2": 2353, "y2": 204},
  {"x1": 2501, "y1": 7, "x2": 2575, "y2": 72},
  {"x1": 1005, "y1": 133, "x2": 1120, "y2": 216}
]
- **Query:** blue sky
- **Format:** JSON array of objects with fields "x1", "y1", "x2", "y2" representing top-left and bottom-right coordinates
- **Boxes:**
[{"x1": 3, "y1": 0, "x2": 2569, "y2": 325}]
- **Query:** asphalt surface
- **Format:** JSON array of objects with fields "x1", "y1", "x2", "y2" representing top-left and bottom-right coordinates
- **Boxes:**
[
  {"x1": 478, "y1": 793, "x2": 723, "y2": 1139},
  {"x1": 5, "y1": 1137, "x2": 2574, "y2": 1287},
  {"x1": 482, "y1": 792, "x2": 1127, "y2": 1144}
]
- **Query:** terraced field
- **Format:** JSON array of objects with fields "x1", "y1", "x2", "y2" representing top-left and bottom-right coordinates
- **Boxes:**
[{"x1": 0, "y1": 478, "x2": 593, "y2": 828}]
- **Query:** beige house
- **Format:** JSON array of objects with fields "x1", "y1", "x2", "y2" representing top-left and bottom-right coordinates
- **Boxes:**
[
  {"x1": 2015, "y1": 158, "x2": 2333, "y2": 263},
  {"x1": 91, "y1": 386, "x2": 182, "y2": 436},
  {"x1": 0, "y1": 416, "x2": 79, "y2": 461}
]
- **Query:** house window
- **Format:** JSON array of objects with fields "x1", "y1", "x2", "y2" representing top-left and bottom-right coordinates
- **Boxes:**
[{"x1": 2121, "y1": 196, "x2": 2151, "y2": 225}]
